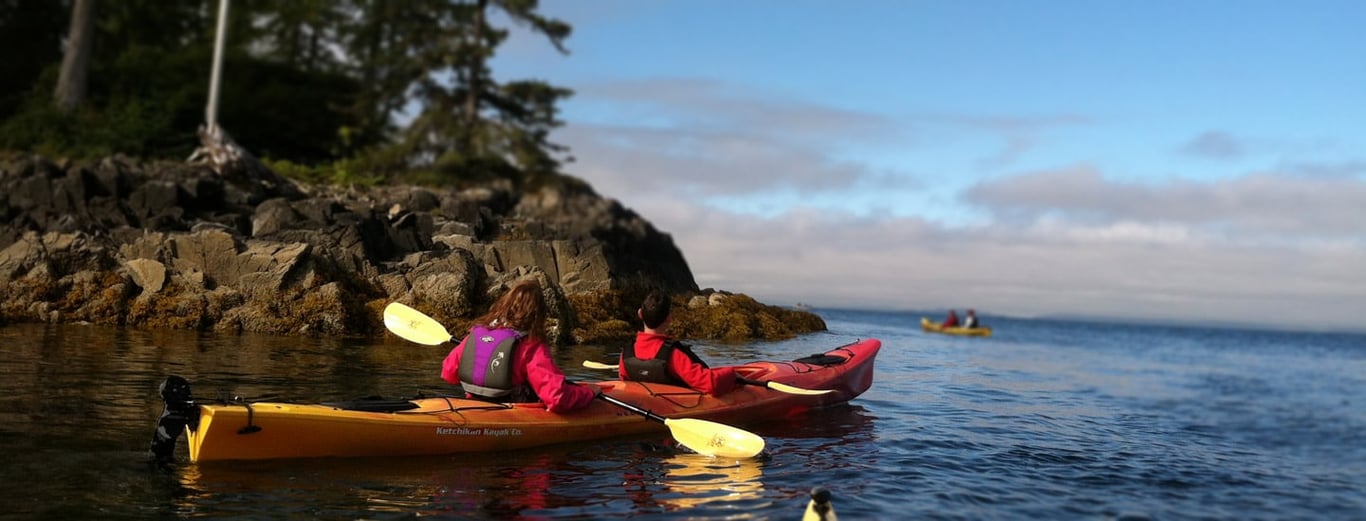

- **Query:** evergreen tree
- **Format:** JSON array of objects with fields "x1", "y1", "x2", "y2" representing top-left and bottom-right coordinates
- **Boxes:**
[
  {"x1": 389, "y1": 0, "x2": 574, "y2": 184},
  {"x1": 2, "y1": 0, "x2": 578, "y2": 185},
  {"x1": 252, "y1": 0, "x2": 348, "y2": 72},
  {"x1": 0, "y1": 0, "x2": 67, "y2": 119}
]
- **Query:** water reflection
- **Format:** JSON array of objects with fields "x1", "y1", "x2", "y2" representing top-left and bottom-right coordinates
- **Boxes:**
[
  {"x1": 174, "y1": 452, "x2": 591, "y2": 520},
  {"x1": 421, "y1": 453, "x2": 561, "y2": 520},
  {"x1": 173, "y1": 443, "x2": 777, "y2": 519},
  {"x1": 1, "y1": 323, "x2": 885, "y2": 519},
  {"x1": 657, "y1": 453, "x2": 766, "y2": 510}
]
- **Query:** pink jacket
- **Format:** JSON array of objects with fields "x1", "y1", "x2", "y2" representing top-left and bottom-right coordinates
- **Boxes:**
[{"x1": 442, "y1": 334, "x2": 596, "y2": 413}]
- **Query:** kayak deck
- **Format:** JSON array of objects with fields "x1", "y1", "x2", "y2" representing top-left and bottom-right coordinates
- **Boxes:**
[{"x1": 175, "y1": 338, "x2": 880, "y2": 462}]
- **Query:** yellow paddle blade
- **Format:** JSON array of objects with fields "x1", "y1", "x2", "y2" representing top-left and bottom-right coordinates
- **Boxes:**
[
  {"x1": 383, "y1": 302, "x2": 453, "y2": 345},
  {"x1": 583, "y1": 361, "x2": 618, "y2": 370},
  {"x1": 664, "y1": 417, "x2": 766, "y2": 459},
  {"x1": 765, "y1": 381, "x2": 833, "y2": 396}
]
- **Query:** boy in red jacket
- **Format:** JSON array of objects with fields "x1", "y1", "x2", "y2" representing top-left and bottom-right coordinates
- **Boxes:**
[{"x1": 618, "y1": 291, "x2": 737, "y2": 397}]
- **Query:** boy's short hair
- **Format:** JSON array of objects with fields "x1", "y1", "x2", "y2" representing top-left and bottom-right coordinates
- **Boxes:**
[{"x1": 640, "y1": 290, "x2": 671, "y2": 329}]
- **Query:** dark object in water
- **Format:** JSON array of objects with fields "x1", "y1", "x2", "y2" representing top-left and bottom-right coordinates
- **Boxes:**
[
  {"x1": 803, "y1": 486, "x2": 838, "y2": 520},
  {"x1": 149, "y1": 375, "x2": 199, "y2": 465}
]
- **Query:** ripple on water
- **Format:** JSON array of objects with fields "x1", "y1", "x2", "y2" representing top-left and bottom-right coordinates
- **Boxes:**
[{"x1": 3, "y1": 318, "x2": 1364, "y2": 520}]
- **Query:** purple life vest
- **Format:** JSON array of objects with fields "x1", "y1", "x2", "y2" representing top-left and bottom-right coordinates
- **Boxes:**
[{"x1": 457, "y1": 326, "x2": 522, "y2": 398}]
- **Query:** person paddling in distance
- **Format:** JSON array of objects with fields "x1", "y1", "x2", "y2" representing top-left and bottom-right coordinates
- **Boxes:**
[
  {"x1": 942, "y1": 309, "x2": 960, "y2": 328},
  {"x1": 619, "y1": 290, "x2": 738, "y2": 397},
  {"x1": 440, "y1": 279, "x2": 599, "y2": 413},
  {"x1": 962, "y1": 308, "x2": 980, "y2": 329}
]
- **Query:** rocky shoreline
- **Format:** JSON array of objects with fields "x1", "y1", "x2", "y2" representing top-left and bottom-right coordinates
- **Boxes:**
[{"x1": 0, "y1": 154, "x2": 825, "y2": 346}]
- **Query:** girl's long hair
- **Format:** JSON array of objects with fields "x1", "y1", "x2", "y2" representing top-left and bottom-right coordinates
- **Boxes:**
[{"x1": 476, "y1": 279, "x2": 547, "y2": 341}]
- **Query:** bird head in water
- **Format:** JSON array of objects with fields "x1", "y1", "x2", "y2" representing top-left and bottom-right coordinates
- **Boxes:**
[{"x1": 803, "y1": 486, "x2": 837, "y2": 521}]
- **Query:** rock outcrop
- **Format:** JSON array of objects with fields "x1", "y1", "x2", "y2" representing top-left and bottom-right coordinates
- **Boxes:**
[{"x1": 0, "y1": 154, "x2": 825, "y2": 345}]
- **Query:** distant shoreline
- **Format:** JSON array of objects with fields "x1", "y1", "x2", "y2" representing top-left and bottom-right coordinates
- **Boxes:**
[{"x1": 802, "y1": 306, "x2": 1365, "y2": 336}]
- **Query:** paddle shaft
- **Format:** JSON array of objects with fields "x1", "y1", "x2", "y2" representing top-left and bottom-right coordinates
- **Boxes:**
[{"x1": 597, "y1": 393, "x2": 668, "y2": 423}]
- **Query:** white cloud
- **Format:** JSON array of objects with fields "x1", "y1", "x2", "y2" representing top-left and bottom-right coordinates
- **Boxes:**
[
  {"x1": 577, "y1": 78, "x2": 904, "y2": 146},
  {"x1": 552, "y1": 80, "x2": 1366, "y2": 333},
  {"x1": 1180, "y1": 131, "x2": 1248, "y2": 159},
  {"x1": 649, "y1": 203, "x2": 1366, "y2": 332},
  {"x1": 966, "y1": 167, "x2": 1366, "y2": 238}
]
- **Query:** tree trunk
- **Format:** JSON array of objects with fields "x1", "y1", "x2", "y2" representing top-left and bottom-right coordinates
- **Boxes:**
[
  {"x1": 187, "y1": 0, "x2": 289, "y2": 194},
  {"x1": 463, "y1": 0, "x2": 487, "y2": 156},
  {"x1": 54, "y1": 0, "x2": 96, "y2": 113}
]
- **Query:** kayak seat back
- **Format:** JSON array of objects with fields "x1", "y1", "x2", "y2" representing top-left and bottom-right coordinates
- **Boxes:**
[{"x1": 792, "y1": 354, "x2": 847, "y2": 366}]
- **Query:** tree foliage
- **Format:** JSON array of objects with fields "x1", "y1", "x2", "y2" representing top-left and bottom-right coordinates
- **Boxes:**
[
  {"x1": 0, "y1": 0, "x2": 575, "y2": 186},
  {"x1": 0, "y1": 0, "x2": 67, "y2": 119}
]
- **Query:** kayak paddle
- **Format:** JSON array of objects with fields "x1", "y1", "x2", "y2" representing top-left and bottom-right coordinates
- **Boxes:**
[
  {"x1": 596, "y1": 394, "x2": 766, "y2": 459},
  {"x1": 383, "y1": 302, "x2": 453, "y2": 345},
  {"x1": 381, "y1": 302, "x2": 767, "y2": 458},
  {"x1": 582, "y1": 361, "x2": 833, "y2": 396}
]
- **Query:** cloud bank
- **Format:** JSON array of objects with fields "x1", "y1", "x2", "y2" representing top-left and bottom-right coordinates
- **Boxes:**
[{"x1": 553, "y1": 79, "x2": 1366, "y2": 332}]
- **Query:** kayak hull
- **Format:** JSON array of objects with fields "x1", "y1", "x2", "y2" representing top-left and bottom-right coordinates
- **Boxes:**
[
  {"x1": 921, "y1": 317, "x2": 992, "y2": 337},
  {"x1": 183, "y1": 338, "x2": 880, "y2": 462}
]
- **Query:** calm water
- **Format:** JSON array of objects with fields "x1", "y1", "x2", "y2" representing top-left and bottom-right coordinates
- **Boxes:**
[{"x1": 0, "y1": 310, "x2": 1362, "y2": 520}]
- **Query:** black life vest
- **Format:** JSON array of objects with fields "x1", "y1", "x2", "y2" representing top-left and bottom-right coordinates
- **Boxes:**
[{"x1": 622, "y1": 340, "x2": 709, "y2": 385}]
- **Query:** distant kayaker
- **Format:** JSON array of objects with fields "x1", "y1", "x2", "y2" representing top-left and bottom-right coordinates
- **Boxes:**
[
  {"x1": 619, "y1": 290, "x2": 739, "y2": 397},
  {"x1": 440, "y1": 279, "x2": 600, "y2": 413},
  {"x1": 963, "y1": 309, "x2": 980, "y2": 329},
  {"x1": 942, "y1": 309, "x2": 960, "y2": 328}
]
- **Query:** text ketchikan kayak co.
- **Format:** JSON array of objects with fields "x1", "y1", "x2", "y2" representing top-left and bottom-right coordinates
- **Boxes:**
[{"x1": 436, "y1": 426, "x2": 523, "y2": 437}]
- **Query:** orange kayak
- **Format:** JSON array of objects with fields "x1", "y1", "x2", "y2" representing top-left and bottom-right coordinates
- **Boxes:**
[{"x1": 152, "y1": 338, "x2": 880, "y2": 462}]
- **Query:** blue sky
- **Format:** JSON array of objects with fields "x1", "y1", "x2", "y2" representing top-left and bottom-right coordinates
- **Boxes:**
[{"x1": 493, "y1": 0, "x2": 1365, "y2": 332}]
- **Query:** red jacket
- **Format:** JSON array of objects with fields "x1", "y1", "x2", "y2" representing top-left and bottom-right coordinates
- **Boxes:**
[
  {"x1": 442, "y1": 334, "x2": 596, "y2": 413},
  {"x1": 619, "y1": 332, "x2": 737, "y2": 397}
]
